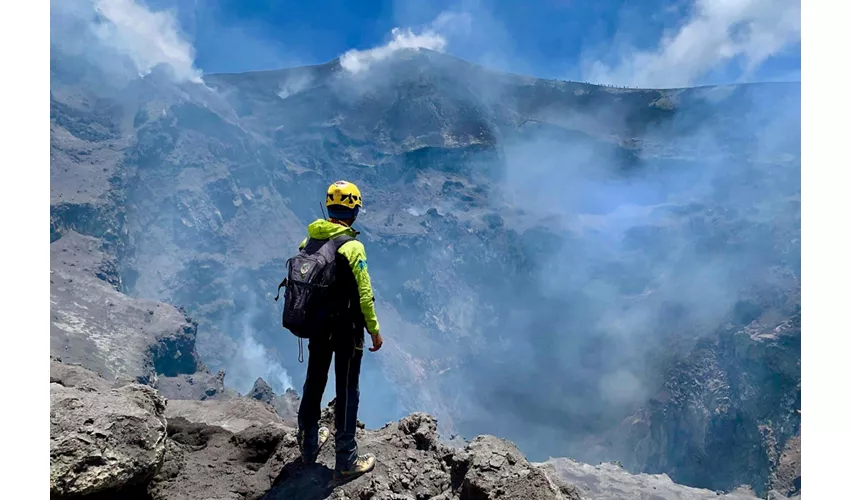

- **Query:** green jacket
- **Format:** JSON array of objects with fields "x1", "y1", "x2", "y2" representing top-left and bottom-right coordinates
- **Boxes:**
[{"x1": 299, "y1": 219, "x2": 380, "y2": 335}]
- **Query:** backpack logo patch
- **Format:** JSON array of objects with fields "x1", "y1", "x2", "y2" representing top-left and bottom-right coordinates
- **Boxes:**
[{"x1": 300, "y1": 262, "x2": 311, "y2": 276}]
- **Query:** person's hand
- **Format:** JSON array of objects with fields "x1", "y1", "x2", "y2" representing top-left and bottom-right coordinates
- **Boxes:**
[{"x1": 369, "y1": 332, "x2": 383, "y2": 352}]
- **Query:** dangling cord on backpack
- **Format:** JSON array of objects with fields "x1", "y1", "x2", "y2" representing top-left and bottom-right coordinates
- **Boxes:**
[{"x1": 298, "y1": 337, "x2": 304, "y2": 363}]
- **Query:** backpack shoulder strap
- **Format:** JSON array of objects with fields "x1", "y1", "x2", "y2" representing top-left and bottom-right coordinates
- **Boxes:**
[
  {"x1": 332, "y1": 235, "x2": 355, "y2": 252},
  {"x1": 273, "y1": 257, "x2": 292, "y2": 302}
]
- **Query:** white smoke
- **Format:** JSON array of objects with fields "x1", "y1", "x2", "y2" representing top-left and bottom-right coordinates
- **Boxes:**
[
  {"x1": 599, "y1": 369, "x2": 647, "y2": 406},
  {"x1": 277, "y1": 72, "x2": 315, "y2": 100},
  {"x1": 52, "y1": 0, "x2": 203, "y2": 84},
  {"x1": 583, "y1": 0, "x2": 801, "y2": 88},
  {"x1": 237, "y1": 330, "x2": 295, "y2": 393},
  {"x1": 222, "y1": 283, "x2": 296, "y2": 395},
  {"x1": 93, "y1": 0, "x2": 202, "y2": 83},
  {"x1": 340, "y1": 27, "x2": 448, "y2": 74}
]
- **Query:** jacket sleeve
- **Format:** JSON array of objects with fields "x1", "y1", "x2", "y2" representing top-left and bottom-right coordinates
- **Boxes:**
[{"x1": 338, "y1": 240, "x2": 380, "y2": 335}]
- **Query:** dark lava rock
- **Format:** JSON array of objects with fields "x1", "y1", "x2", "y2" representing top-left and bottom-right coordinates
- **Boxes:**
[
  {"x1": 248, "y1": 377, "x2": 275, "y2": 403},
  {"x1": 147, "y1": 418, "x2": 294, "y2": 500},
  {"x1": 262, "y1": 408, "x2": 577, "y2": 500},
  {"x1": 50, "y1": 359, "x2": 168, "y2": 498},
  {"x1": 141, "y1": 397, "x2": 582, "y2": 500},
  {"x1": 245, "y1": 377, "x2": 300, "y2": 426}
]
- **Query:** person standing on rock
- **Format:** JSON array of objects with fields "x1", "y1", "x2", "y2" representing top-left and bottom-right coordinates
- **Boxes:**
[{"x1": 282, "y1": 180, "x2": 384, "y2": 480}]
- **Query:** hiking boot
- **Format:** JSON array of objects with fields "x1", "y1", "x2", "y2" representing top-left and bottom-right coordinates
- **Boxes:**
[
  {"x1": 300, "y1": 426, "x2": 330, "y2": 464},
  {"x1": 334, "y1": 453, "x2": 376, "y2": 481}
]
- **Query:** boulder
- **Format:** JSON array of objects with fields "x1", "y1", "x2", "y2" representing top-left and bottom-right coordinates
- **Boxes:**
[
  {"x1": 165, "y1": 398, "x2": 284, "y2": 434},
  {"x1": 148, "y1": 417, "x2": 295, "y2": 500},
  {"x1": 453, "y1": 435, "x2": 580, "y2": 500},
  {"x1": 247, "y1": 377, "x2": 300, "y2": 425},
  {"x1": 247, "y1": 377, "x2": 275, "y2": 402},
  {"x1": 50, "y1": 359, "x2": 168, "y2": 498}
]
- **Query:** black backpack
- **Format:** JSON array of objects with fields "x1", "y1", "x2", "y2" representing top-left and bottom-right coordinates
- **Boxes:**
[{"x1": 274, "y1": 235, "x2": 354, "y2": 342}]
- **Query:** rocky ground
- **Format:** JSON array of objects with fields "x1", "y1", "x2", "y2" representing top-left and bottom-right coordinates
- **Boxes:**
[
  {"x1": 51, "y1": 356, "x2": 781, "y2": 500},
  {"x1": 151, "y1": 402, "x2": 581, "y2": 500},
  {"x1": 50, "y1": 359, "x2": 168, "y2": 498}
]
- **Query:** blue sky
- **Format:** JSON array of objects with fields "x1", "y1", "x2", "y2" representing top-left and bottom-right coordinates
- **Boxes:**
[
  {"x1": 64, "y1": 0, "x2": 801, "y2": 88},
  {"x1": 155, "y1": 0, "x2": 664, "y2": 75}
]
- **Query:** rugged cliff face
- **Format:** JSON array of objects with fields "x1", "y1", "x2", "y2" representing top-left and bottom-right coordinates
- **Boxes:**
[
  {"x1": 50, "y1": 230, "x2": 200, "y2": 384},
  {"x1": 50, "y1": 45, "x2": 800, "y2": 495},
  {"x1": 620, "y1": 312, "x2": 801, "y2": 496}
]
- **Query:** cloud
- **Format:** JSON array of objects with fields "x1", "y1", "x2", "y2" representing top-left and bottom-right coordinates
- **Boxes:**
[
  {"x1": 339, "y1": 26, "x2": 448, "y2": 74},
  {"x1": 52, "y1": 0, "x2": 202, "y2": 84},
  {"x1": 584, "y1": 0, "x2": 801, "y2": 88}
]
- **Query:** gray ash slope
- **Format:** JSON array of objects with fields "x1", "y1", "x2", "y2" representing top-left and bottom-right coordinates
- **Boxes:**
[
  {"x1": 50, "y1": 230, "x2": 200, "y2": 384},
  {"x1": 50, "y1": 47, "x2": 800, "y2": 496}
]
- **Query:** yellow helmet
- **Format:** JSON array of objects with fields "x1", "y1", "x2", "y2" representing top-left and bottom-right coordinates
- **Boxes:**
[{"x1": 326, "y1": 180, "x2": 363, "y2": 209}]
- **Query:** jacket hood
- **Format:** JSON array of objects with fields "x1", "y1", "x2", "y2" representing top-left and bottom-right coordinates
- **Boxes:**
[{"x1": 306, "y1": 219, "x2": 358, "y2": 240}]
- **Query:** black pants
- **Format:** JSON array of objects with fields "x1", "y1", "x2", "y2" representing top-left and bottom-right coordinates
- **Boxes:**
[{"x1": 297, "y1": 325, "x2": 364, "y2": 470}]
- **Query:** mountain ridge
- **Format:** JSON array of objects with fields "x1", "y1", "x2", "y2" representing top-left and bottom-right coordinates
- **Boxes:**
[{"x1": 205, "y1": 48, "x2": 800, "y2": 91}]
